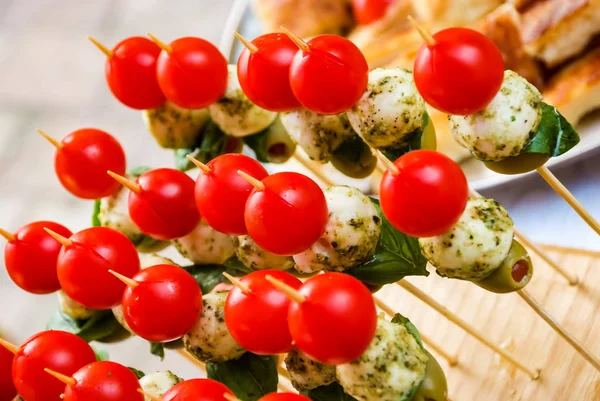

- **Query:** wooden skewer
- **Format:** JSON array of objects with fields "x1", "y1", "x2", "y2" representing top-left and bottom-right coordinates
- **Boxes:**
[
  {"x1": 138, "y1": 388, "x2": 161, "y2": 401},
  {"x1": 147, "y1": 33, "x2": 172, "y2": 53},
  {"x1": 233, "y1": 32, "x2": 258, "y2": 54},
  {"x1": 44, "y1": 368, "x2": 77, "y2": 386},
  {"x1": 293, "y1": 152, "x2": 335, "y2": 187},
  {"x1": 279, "y1": 26, "x2": 309, "y2": 52},
  {"x1": 186, "y1": 155, "x2": 212, "y2": 174},
  {"x1": 108, "y1": 270, "x2": 139, "y2": 288},
  {"x1": 0, "y1": 338, "x2": 19, "y2": 354},
  {"x1": 222, "y1": 272, "x2": 251, "y2": 294},
  {"x1": 223, "y1": 394, "x2": 240, "y2": 401},
  {"x1": 0, "y1": 228, "x2": 15, "y2": 241},
  {"x1": 265, "y1": 275, "x2": 306, "y2": 304},
  {"x1": 517, "y1": 289, "x2": 600, "y2": 371},
  {"x1": 237, "y1": 170, "x2": 265, "y2": 190},
  {"x1": 43, "y1": 228, "x2": 73, "y2": 247},
  {"x1": 87, "y1": 36, "x2": 113, "y2": 57},
  {"x1": 36, "y1": 129, "x2": 62, "y2": 149},
  {"x1": 375, "y1": 151, "x2": 399, "y2": 175},
  {"x1": 107, "y1": 171, "x2": 142, "y2": 193},
  {"x1": 407, "y1": 16, "x2": 436, "y2": 47},
  {"x1": 374, "y1": 297, "x2": 459, "y2": 367},
  {"x1": 397, "y1": 280, "x2": 539, "y2": 379},
  {"x1": 536, "y1": 165, "x2": 600, "y2": 237}
]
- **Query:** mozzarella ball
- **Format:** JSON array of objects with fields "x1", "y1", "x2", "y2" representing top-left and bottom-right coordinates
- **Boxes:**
[
  {"x1": 284, "y1": 348, "x2": 337, "y2": 392},
  {"x1": 348, "y1": 68, "x2": 426, "y2": 149},
  {"x1": 419, "y1": 198, "x2": 514, "y2": 281},
  {"x1": 111, "y1": 304, "x2": 135, "y2": 335},
  {"x1": 293, "y1": 186, "x2": 381, "y2": 273},
  {"x1": 336, "y1": 317, "x2": 428, "y2": 401},
  {"x1": 174, "y1": 220, "x2": 235, "y2": 264},
  {"x1": 280, "y1": 109, "x2": 354, "y2": 162},
  {"x1": 449, "y1": 70, "x2": 543, "y2": 162},
  {"x1": 139, "y1": 370, "x2": 183, "y2": 400},
  {"x1": 183, "y1": 292, "x2": 246, "y2": 364},
  {"x1": 233, "y1": 235, "x2": 294, "y2": 271},
  {"x1": 58, "y1": 290, "x2": 95, "y2": 320},
  {"x1": 143, "y1": 101, "x2": 210, "y2": 149},
  {"x1": 209, "y1": 65, "x2": 277, "y2": 137}
]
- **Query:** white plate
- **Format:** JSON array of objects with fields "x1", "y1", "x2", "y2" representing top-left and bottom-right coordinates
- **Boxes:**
[{"x1": 220, "y1": 0, "x2": 600, "y2": 190}]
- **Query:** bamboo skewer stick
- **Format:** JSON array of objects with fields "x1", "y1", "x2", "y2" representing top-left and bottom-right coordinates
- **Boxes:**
[
  {"x1": 517, "y1": 289, "x2": 600, "y2": 372},
  {"x1": 536, "y1": 165, "x2": 600, "y2": 237},
  {"x1": 374, "y1": 297, "x2": 458, "y2": 366},
  {"x1": 293, "y1": 151, "x2": 335, "y2": 187},
  {"x1": 396, "y1": 280, "x2": 540, "y2": 379}
]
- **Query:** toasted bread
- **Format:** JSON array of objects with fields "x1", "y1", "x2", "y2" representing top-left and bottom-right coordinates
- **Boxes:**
[{"x1": 410, "y1": 0, "x2": 503, "y2": 30}]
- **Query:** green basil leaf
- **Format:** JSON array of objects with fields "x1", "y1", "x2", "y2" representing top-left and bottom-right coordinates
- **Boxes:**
[
  {"x1": 223, "y1": 256, "x2": 254, "y2": 274},
  {"x1": 127, "y1": 166, "x2": 152, "y2": 178},
  {"x1": 130, "y1": 235, "x2": 169, "y2": 253},
  {"x1": 91, "y1": 200, "x2": 101, "y2": 227},
  {"x1": 301, "y1": 382, "x2": 358, "y2": 401},
  {"x1": 522, "y1": 102, "x2": 580, "y2": 157},
  {"x1": 150, "y1": 342, "x2": 165, "y2": 360},
  {"x1": 207, "y1": 353, "x2": 278, "y2": 401},
  {"x1": 46, "y1": 310, "x2": 120, "y2": 342},
  {"x1": 346, "y1": 198, "x2": 428, "y2": 286},
  {"x1": 182, "y1": 264, "x2": 241, "y2": 294},
  {"x1": 243, "y1": 129, "x2": 270, "y2": 163},
  {"x1": 175, "y1": 122, "x2": 238, "y2": 172},
  {"x1": 128, "y1": 367, "x2": 146, "y2": 379},
  {"x1": 391, "y1": 313, "x2": 423, "y2": 348},
  {"x1": 91, "y1": 344, "x2": 109, "y2": 361}
]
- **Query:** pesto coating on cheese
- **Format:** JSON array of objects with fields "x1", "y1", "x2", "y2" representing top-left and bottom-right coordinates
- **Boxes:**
[
  {"x1": 174, "y1": 220, "x2": 235, "y2": 265},
  {"x1": 233, "y1": 235, "x2": 294, "y2": 271},
  {"x1": 285, "y1": 348, "x2": 337, "y2": 392},
  {"x1": 143, "y1": 101, "x2": 210, "y2": 149},
  {"x1": 139, "y1": 371, "x2": 183, "y2": 400}
]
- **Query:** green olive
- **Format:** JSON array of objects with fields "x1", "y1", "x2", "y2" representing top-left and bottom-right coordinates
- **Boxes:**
[
  {"x1": 475, "y1": 239, "x2": 534, "y2": 294},
  {"x1": 420, "y1": 115, "x2": 437, "y2": 151},
  {"x1": 412, "y1": 350, "x2": 448, "y2": 401},
  {"x1": 484, "y1": 152, "x2": 550, "y2": 175},
  {"x1": 263, "y1": 118, "x2": 297, "y2": 163},
  {"x1": 331, "y1": 134, "x2": 377, "y2": 179}
]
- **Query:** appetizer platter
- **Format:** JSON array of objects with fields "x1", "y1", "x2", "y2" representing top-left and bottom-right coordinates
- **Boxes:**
[{"x1": 2, "y1": 2, "x2": 600, "y2": 401}]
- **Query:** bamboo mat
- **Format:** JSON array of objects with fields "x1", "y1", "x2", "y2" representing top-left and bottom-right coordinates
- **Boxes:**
[{"x1": 376, "y1": 243, "x2": 600, "y2": 400}]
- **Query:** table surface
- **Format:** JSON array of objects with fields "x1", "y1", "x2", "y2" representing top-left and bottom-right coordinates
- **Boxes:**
[{"x1": 0, "y1": 0, "x2": 599, "y2": 386}]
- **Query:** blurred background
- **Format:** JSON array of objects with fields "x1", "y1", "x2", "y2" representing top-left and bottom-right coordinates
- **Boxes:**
[{"x1": 1, "y1": 0, "x2": 600, "y2": 379}]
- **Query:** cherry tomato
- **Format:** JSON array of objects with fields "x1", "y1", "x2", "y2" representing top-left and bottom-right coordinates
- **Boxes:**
[
  {"x1": 413, "y1": 27, "x2": 504, "y2": 115},
  {"x1": 194, "y1": 154, "x2": 269, "y2": 235},
  {"x1": 352, "y1": 0, "x2": 393, "y2": 25},
  {"x1": 237, "y1": 33, "x2": 301, "y2": 112},
  {"x1": 126, "y1": 168, "x2": 200, "y2": 240},
  {"x1": 12, "y1": 331, "x2": 96, "y2": 401},
  {"x1": 121, "y1": 264, "x2": 202, "y2": 342},
  {"x1": 156, "y1": 37, "x2": 228, "y2": 109},
  {"x1": 379, "y1": 150, "x2": 468, "y2": 238},
  {"x1": 162, "y1": 378, "x2": 234, "y2": 401},
  {"x1": 289, "y1": 34, "x2": 368, "y2": 115},
  {"x1": 244, "y1": 172, "x2": 328, "y2": 255},
  {"x1": 103, "y1": 36, "x2": 166, "y2": 110},
  {"x1": 259, "y1": 394, "x2": 311, "y2": 401},
  {"x1": 0, "y1": 343, "x2": 16, "y2": 401},
  {"x1": 225, "y1": 270, "x2": 301, "y2": 355},
  {"x1": 54, "y1": 128, "x2": 126, "y2": 199},
  {"x1": 288, "y1": 272, "x2": 377, "y2": 365},
  {"x1": 61, "y1": 361, "x2": 143, "y2": 401},
  {"x1": 4, "y1": 221, "x2": 72, "y2": 294},
  {"x1": 57, "y1": 227, "x2": 141, "y2": 309}
]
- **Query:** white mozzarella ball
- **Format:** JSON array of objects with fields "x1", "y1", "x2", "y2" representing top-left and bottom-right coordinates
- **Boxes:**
[
  {"x1": 449, "y1": 70, "x2": 543, "y2": 161},
  {"x1": 284, "y1": 348, "x2": 337, "y2": 391},
  {"x1": 348, "y1": 68, "x2": 426, "y2": 149},
  {"x1": 182, "y1": 292, "x2": 246, "y2": 364},
  {"x1": 293, "y1": 186, "x2": 381, "y2": 273},
  {"x1": 336, "y1": 317, "x2": 428, "y2": 401},
  {"x1": 419, "y1": 198, "x2": 514, "y2": 281},
  {"x1": 139, "y1": 370, "x2": 183, "y2": 400},
  {"x1": 209, "y1": 65, "x2": 277, "y2": 137},
  {"x1": 57, "y1": 290, "x2": 95, "y2": 320},
  {"x1": 233, "y1": 235, "x2": 294, "y2": 271},
  {"x1": 143, "y1": 101, "x2": 210, "y2": 149},
  {"x1": 280, "y1": 109, "x2": 354, "y2": 162},
  {"x1": 173, "y1": 220, "x2": 235, "y2": 264}
]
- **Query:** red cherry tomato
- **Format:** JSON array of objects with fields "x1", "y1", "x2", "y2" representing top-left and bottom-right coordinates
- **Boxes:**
[
  {"x1": 57, "y1": 227, "x2": 141, "y2": 309},
  {"x1": 379, "y1": 150, "x2": 468, "y2": 237},
  {"x1": 244, "y1": 172, "x2": 328, "y2": 255},
  {"x1": 288, "y1": 272, "x2": 377, "y2": 365},
  {"x1": 4, "y1": 221, "x2": 72, "y2": 294},
  {"x1": 162, "y1": 378, "x2": 234, "y2": 401},
  {"x1": 0, "y1": 343, "x2": 16, "y2": 401},
  {"x1": 12, "y1": 331, "x2": 96, "y2": 401},
  {"x1": 104, "y1": 36, "x2": 166, "y2": 110},
  {"x1": 156, "y1": 37, "x2": 228, "y2": 109},
  {"x1": 289, "y1": 34, "x2": 368, "y2": 115},
  {"x1": 194, "y1": 154, "x2": 269, "y2": 235},
  {"x1": 225, "y1": 270, "x2": 301, "y2": 355},
  {"x1": 237, "y1": 33, "x2": 301, "y2": 112},
  {"x1": 413, "y1": 27, "x2": 504, "y2": 115},
  {"x1": 259, "y1": 394, "x2": 311, "y2": 401},
  {"x1": 352, "y1": 0, "x2": 393, "y2": 25},
  {"x1": 54, "y1": 128, "x2": 126, "y2": 199},
  {"x1": 61, "y1": 361, "x2": 143, "y2": 401},
  {"x1": 122, "y1": 264, "x2": 202, "y2": 342},
  {"x1": 126, "y1": 168, "x2": 200, "y2": 240}
]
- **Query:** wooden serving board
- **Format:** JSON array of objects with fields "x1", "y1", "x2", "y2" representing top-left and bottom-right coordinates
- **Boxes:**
[{"x1": 375, "y1": 244, "x2": 600, "y2": 401}]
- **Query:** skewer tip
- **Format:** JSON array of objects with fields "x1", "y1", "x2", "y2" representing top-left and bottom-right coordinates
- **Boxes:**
[
  {"x1": 107, "y1": 171, "x2": 142, "y2": 193},
  {"x1": 223, "y1": 272, "x2": 252, "y2": 294},
  {"x1": 0, "y1": 227, "x2": 15, "y2": 242},
  {"x1": 44, "y1": 368, "x2": 77, "y2": 386},
  {"x1": 375, "y1": 152, "x2": 399, "y2": 175},
  {"x1": 87, "y1": 36, "x2": 114, "y2": 58},
  {"x1": 147, "y1": 33, "x2": 172, "y2": 53},
  {"x1": 407, "y1": 16, "x2": 436, "y2": 47},
  {"x1": 108, "y1": 269, "x2": 138, "y2": 288},
  {"x1": 265, "y1": 274, "x2": 306, "y2": 304},
  {"x1": 279, "y1": 26, "x2": 309, "y2": 52},
  {"x1": 237, "y1": 170, "x2": 265, "y2": 191},
  {"x1": 36, "y1": 129, "x2": 62, "y2": 149},
  {"x1": 234, "y1": 32, "x2": 258, "y2": 54},
  {"x1": 0, "y1": 338, "x2": 19, "y2": 354},
  {"x1": 43, "y1": 228, "x2": 73, "y2": 247},
  {"x1": 186, "y1": 155, "x2": 212, "y2": 174},
  {"x1": 223, "y1": 393, "x2": 240, "y2": 401}
]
